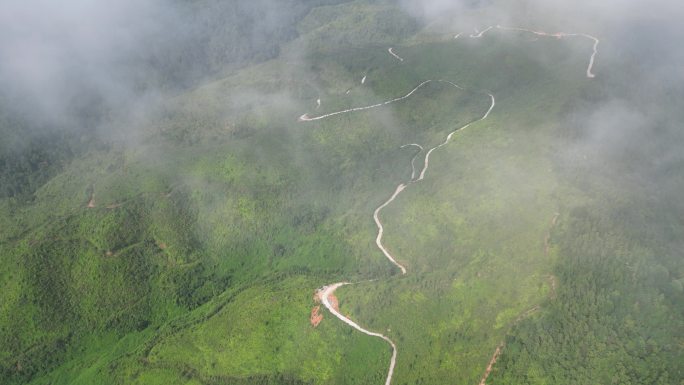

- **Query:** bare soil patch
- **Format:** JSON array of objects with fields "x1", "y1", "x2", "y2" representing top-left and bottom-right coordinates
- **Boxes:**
[{"x1": 310, "y1": 305, "x2": 323, "y2": 327}]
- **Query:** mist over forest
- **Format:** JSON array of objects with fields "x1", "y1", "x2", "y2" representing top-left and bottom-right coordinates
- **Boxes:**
[{"x1": 0, "y1": 1, "x2": 682, "y2": 384}]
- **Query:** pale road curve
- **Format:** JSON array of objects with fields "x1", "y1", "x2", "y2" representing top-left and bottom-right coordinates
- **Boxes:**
[
  {"x1": 418, "y1": 93, "x2": 495, "y2": 181},
  {"x1": 400, "y1": 143, "x2": 423, "y2": 180},
  {"x1": 388, "y1": 47, "x2": 404, "y2": 62},
  {"x1": 373, "y1": 183, "x2": 409, "y2": 274},
  {"x1": 471, "y1": 25, "x2": 600, "y2": 78},
  {"x1": 470, "y1": 26, "x2": 493, "y2": 38},
  {"x1": 319, "y1": 283, "x2": 399, "y2": 385},
  {"x1": 305, "y1": 80, "x2": 495, "y2": 385},
  {"x1": 299, "y1": 79, "x2": 462, "y2": 122}
]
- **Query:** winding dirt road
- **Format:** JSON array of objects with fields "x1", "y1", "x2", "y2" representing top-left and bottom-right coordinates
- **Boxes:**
[
  {"x1": 470, "y1": 25, "x2": 600, "y2": 78},
  {"x1": 305, "y1": 80, "x2": 495, "y2": 385},
  {"x1": 495, "y1": 26, "x2": 599, "y2": 78},
  {"x1": 299, "y1": 80, "x2": 459, "y2": 122},
  {"x1": 373, "y1": 183, "x2": 409, "y2": 275},
  {"x1": 318, "y1": 283, "x2": 399, "y2": 385},
  {"x1": 470, "y1": 26, "x2": 493, "y2": 38},
  {"x1": 302, "y1": 27, "x2": 594, "y2": 383},
  {"x1": 417, "y1": 92, "x2": 495, "y2": 181},
  {"x1": 388, "y1": 47, "x2": 404, "y2": 62}
]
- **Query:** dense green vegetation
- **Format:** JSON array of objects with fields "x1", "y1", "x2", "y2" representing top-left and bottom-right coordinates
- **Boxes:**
[
  {"x1": 0, "y1": 1, "x2": 681, "y2": 384},
  {"x1": 489, "y1": 199, "x2": 684, "y2": 384},
  {"x1": 488, "y1": 57, "x2": 684, "y2": 384}
]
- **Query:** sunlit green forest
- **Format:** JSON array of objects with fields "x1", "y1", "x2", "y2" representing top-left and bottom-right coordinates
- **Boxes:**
[{"x1": 0, "y1": 1, "x2": 682, "y2": 384}]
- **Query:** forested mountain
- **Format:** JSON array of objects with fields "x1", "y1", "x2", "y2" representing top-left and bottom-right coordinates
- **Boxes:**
[{"x1": 0, "y1": 1, "x2": 681, "y2": 384}]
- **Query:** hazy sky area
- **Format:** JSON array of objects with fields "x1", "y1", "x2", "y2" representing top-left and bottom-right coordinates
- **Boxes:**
[
  {"x1": 0, "y1": 0, "x2": 682, "y2": 151},
  {"x1": 400, "y1": 0, "x2": 684, "y2": 24},
  {"x1": 0, "y1": 0, "x2": 177, "y2": 127},
  {"x1": 0, "y1": 0, "x2": 333, "y2": 133}
]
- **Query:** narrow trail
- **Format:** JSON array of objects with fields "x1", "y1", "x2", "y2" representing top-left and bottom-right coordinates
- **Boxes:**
[
  {"x1": 388, "y1": 47, "x2": 404, "y2": 62},
  {"x1": 479, "y1": 343, "x2": 504, "y2": 385},
  {"x1": 469, "y1": 25, "x2": 600, "y2": 78},
  {"x1": 477, "y1": 304, "x2": 541, "y2": 385},
  {"x1": 306, "y1": 80, "x2": 496, "y2": 385},
  {"x1": 496, "y1": 26, "x2": 599, "y2": 78}
]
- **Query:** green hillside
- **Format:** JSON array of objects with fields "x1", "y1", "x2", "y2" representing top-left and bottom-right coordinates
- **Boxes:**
[{"x1": 0, "y1": 1, "x2": 682, "y2": 384}]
